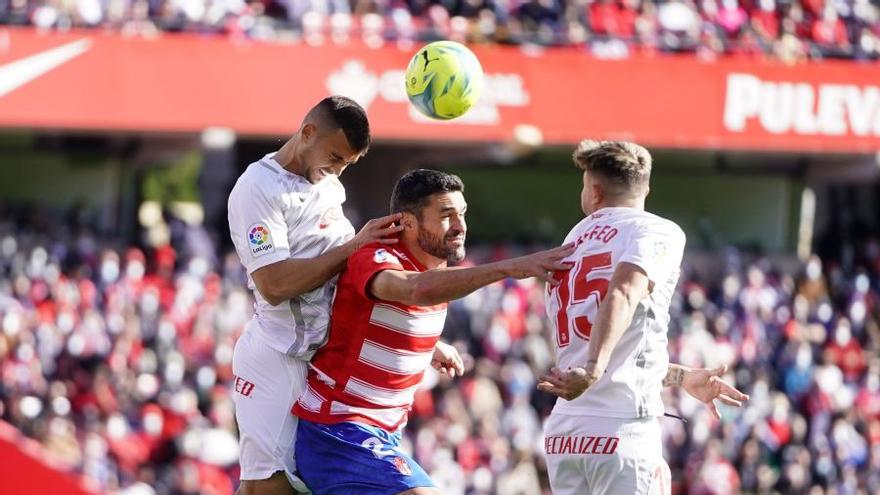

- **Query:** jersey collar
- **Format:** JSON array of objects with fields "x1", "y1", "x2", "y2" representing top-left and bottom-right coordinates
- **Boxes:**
[
  {"x1": 263, "y1": 153, "x2": 312, "y2": 188},
  {"x1": 390, "y1": 242, "x2": 429, "y2": 273}
]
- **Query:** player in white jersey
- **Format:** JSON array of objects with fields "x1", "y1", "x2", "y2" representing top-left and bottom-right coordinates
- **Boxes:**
[
  {"x1": 537, "y1": 140, "x2": 749, "y2": 495},
  {"x1": 227, "y1": 96, "x2": 403, "y2": 495}
]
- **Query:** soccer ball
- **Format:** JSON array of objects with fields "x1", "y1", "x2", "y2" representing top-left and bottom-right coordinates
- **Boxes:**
[{"x1": 404, "y1": 41, "x2": 484, "y2": 120}]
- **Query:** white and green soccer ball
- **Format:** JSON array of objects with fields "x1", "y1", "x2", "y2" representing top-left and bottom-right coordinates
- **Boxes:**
[{"x1": 404, "y1": 41, "x2": 484, "y2": 120}]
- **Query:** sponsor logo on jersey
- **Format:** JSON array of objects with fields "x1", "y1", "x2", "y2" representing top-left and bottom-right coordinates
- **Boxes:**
[
  {"x1": 233, "y1": 375, "x2": 255, "y2": 397},
  {"x1": 544, "y1": 435, "x2": 620, "y2": 455},
  {"x1": 374, "y1": 248, "x2": 400, "y2": 265},
  {"x1": 319, "y1": 207, "x2": 343, "y2": 229},
  {"x1": 248, "y1": 223, "x2": 275, "y2": 257}
]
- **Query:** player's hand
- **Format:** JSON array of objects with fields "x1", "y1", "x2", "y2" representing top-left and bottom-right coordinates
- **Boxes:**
[
  {"x1": 350, "y1": 213, "x2": 404, "y2": 250},
  {"x1": 537, "y1": 365, "x2": 602, "y2": 401},
  {"x1": 681, "y1": 365, "x2": 749, "y2": 420},
  {"x1": 431, "y1": 341, "x2": 465, "y2": 377},
  {"x1": 505, "y1": 243, "x2": 576, "y2": 285}
]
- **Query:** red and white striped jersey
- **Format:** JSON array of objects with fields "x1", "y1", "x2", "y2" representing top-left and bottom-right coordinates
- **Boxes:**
[{"x1": 293, "y1": 242, "x2": 447, "y2": 431}]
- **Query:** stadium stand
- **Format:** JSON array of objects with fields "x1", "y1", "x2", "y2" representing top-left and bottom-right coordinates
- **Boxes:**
[
  {"x1": 0, "y1": 0, "x2": 878, "y2": 60},
  {"x1": 0, "y1": 204, "x2": 878, "y2": 494}
]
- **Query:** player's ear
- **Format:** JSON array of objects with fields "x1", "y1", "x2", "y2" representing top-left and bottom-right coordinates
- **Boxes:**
[
  {"x1": 591, "y1": 182, "x2": 604, "y2": 208},
  {"x1": 300, "y1": 123, "x2": 317, "y2": 143},
  {"x1": 400, "y1": 212, "x2": 417, "y2": 231}
]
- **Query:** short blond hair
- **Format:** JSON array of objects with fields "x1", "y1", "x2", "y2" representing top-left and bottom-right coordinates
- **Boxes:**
[{"x1": 572, "y1": 140, "x2": 652, "y2": 193}]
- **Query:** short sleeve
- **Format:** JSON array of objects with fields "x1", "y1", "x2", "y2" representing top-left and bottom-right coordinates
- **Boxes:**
[
  {"x1": 228, "y1": 175, "x2": 293, "y2": 275},
  {"x1": 618, "y1": 221, "x2": 686, "y2": 284},
  {"x1": 346, "y1": 245, "x2": 405, "y2": 299}
]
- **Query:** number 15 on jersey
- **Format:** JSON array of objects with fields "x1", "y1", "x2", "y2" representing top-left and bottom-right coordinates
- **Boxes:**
[{"x1": 548, "y1": 252, "x2": 613, "y2": 347}]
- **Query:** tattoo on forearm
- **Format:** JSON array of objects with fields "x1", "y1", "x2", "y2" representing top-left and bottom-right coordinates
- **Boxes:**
[{"x1": 663, "y1": 366, "x2": 684, "y2": 387}]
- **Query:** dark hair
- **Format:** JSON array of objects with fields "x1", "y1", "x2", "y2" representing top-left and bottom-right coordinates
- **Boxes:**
[
  {"x1": 390, "y1": 169, "x2": 464, "y2": 216},
  {"x1": 572, "y1": 139, "x2": 652, "y2": 191},
  {"x1": 308, "y1": 96, "x2": 371, "y2": 153}
]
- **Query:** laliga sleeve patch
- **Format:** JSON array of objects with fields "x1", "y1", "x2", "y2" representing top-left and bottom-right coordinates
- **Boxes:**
[
  {"x1": 653, "y1": 239, "x2": 668, "y2": 261},
  {"x1": 247, "y1": 223, "x2": 276, "y2": 257},
  {"x1": 373, "y1": 248, "x2": 401, "y2": 265}
]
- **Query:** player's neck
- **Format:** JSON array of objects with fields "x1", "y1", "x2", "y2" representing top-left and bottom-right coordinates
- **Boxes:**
[
  {"x1": 273, "y1": 136, "x2": 304, "y2": 176},
  {"x1": 402, "y1": 240, "x2": 446, "y2": 270},
  {"x1": 595, "y1": 198, "x2": 645, "y2": 212}
]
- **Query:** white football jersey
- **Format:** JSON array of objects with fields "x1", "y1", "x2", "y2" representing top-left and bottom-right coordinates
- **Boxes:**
[
  {"x1": 228, "y1": 153, "x2": 355, "y2": 359},
  {"x1": 546, "y1": 207, "x2": 685, "y2": 419}
]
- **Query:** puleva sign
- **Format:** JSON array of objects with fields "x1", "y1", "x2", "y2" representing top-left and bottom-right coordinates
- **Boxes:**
[{"x1": 724, "y1": 72, "x2": 880, "y2": 137}]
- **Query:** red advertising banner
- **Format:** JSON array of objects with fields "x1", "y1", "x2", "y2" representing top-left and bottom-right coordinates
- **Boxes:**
[
  {"x1": 0, "y1": 421, "x2": 98, "y2": 495},
  {"x1": 1, "y1": 27, "x2": 879, "y2": 152}
]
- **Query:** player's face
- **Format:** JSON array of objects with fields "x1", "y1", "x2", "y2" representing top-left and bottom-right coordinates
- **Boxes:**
[
  {"x1": 300, "y1": 127, "x2": 362, "y2": 184},
  {"x1": 414, "y1": 191, "x2": 467, "y2": 263}
]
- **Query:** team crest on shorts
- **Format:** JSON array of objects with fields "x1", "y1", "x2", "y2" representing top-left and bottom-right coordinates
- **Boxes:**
[
  {"x1": 392, "y1": 457, "x2": 412, "y2": 476},
  {"x1": 248, "y1": 223, "x2": 275, "y2": 257}
]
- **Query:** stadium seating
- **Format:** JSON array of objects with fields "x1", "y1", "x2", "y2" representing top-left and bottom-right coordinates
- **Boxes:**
[
  {"x1": 1, "y1": 0, "x2": 878, "y2": 60},
  {"x1": 0, "y1": 206, "x2": 878, "y2": 494}
]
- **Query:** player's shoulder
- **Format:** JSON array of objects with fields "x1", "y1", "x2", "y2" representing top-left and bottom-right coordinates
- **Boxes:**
[
  {"x1": 230, "y1": 155, "x2": 316, "y2": 207},
  {"x1": 622, "y1": 209, "x2": 685, "y2": 239},
  {"x1": 351, "y1": 242, "x2": 405, "y2": 265},
  {"x1": 230, "y1": 157, "x2": 284, "y2": 199},
  {"x1": 563, "y1": 216, "x2": 595, "y2": 243},
  {"x1": 352, "y1": 241, "x2": 387, "y2": 256}
]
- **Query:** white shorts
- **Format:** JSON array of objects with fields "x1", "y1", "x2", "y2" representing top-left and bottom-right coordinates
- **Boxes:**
[
  {"x1": 543, "y1": 413, "x2": 671, "y2": 495},
  {"x1": 232, "y1": 327, "x2": 309, "y2": 491}
]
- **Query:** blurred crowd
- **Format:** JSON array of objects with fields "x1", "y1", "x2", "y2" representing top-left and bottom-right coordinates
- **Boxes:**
[
  {"x1": 1, "y1": 0, "x2": 880, "y2": 61},
  {"x1": 0, "y1": 208, "x2": 246, "y2": 494},
  {"x1": 1, "y1": 203, "x2": 880, "y2": 495}
]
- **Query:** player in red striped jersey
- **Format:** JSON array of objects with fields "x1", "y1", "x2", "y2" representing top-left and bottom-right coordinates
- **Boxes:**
[{"x1": 292, "y1": 169, "x2": 575, "y2": 495}]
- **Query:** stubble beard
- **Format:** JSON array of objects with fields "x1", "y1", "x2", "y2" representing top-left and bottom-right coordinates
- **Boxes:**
[{"x1": 417, "y1": 228, "x2": 465, "y2": 263}]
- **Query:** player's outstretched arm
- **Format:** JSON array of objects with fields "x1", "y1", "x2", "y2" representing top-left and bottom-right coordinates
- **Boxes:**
[
  {"x1": 663, "y1": 364, "x2": 749, "y2": 420},
  {"x1": 368, "y1": 244, "x2": 575, "y2": 306},
  {"x1": 252, "y1": 214, "x2": 403, "y2": 306},
  {"x1": 537, "y1": 262, "x2": 649, "y2": 401}
]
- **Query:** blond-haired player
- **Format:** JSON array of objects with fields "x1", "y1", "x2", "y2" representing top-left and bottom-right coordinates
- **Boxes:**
[{"x1": 537, "y1": 140, "x2": 749, "y2": 495}]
